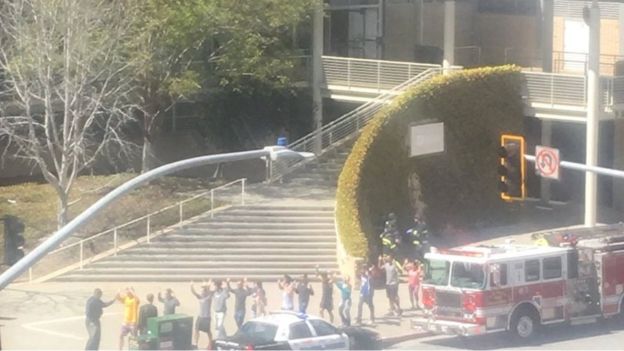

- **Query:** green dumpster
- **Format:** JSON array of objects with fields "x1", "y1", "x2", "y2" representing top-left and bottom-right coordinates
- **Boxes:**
[{"x1": 130, "y1": 314, "x2": 193, "y2": 350}]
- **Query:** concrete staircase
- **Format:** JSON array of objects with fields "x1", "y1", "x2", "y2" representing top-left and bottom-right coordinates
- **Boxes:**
[
  {"x1": 281, "y1": 146, "x2": 351, "y2": 188},
  {"x1": 54, "y1": 140, "x2": 359, "y2": 282},
  {"x1": 55, "y1": 205, "x2": 338, "y2": 282}
]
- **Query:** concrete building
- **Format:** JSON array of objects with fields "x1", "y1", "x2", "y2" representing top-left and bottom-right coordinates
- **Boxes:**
[
  {"x1": 320, "y1": 0, "x2": 624, "y2": 214},
  {"x1": 325, "y1": 0, "x2": 624, "y2": 73}
]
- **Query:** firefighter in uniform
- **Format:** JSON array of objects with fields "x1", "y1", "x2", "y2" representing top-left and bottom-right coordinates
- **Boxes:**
[
  {"x1": 380, "y1": 213, "x2": 400, "y2": 257},
  {"x1": 405, "y1": 215, "x2": 429, "y2": 261}
]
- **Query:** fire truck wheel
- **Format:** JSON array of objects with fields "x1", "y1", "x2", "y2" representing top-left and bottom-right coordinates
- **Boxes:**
[{"x1": 510, "y1": 307, "x2": 539, "y2": 340}]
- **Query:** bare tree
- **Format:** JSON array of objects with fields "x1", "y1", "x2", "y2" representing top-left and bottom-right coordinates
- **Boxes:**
[{"x1": 0, "y1": 0, "x2": 137, "y2": 227}]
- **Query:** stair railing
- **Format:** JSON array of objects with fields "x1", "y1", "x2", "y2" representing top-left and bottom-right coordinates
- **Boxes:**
[
  {"x1": 270, "y1": 67, "x2": 442, "y2": 182},
  {"x1": 23, "y1": 178, "x2": 247, "y2": 283}
]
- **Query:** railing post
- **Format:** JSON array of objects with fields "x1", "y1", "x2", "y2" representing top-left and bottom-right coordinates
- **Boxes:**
[
  {"x1": 113, "y1": 229, "x2": 118, "y2": 256},
  {"x1": 79, "y1": 240, "x2": 84, "y2": 269},
  {"x1": 210, "y1": 189, "x2": 215, "y2": 219},
  {"x1": 265, "y1": 158, "x2": 273, "y2": 183},
  {"x1": 241, "y1": 178, "x2": 246, "y2": 206},
  {"x1": 179, "y1": 202, "x2": 184, "y2": 223},
  {"x1": 584, "y1": 75, "x2": 588, "y2": 105},
  {"x1": 609, "y1": 78, "x2": 614, "y2": 106},
  {"x1": 377, "y1": 61, "x2": 381, "y2": 91},
  {"x1": 347, "y1": 59, "x2": 352, "y2": 88},
  {"x1": 146, "y1": 215, "x2": 151, "y2": 244},
  {"x1": 550, "y1": 74, "x2": 555, "y2": 106}
]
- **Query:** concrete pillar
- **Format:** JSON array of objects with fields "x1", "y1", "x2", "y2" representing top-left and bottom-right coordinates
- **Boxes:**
[
  {"x1": 613, "y1": 120, "x2": 624, "y2": 210},
  {"x1": 312, "y1": 0, "x2": 324, "y2": 155},
  {"x1": 540, "y1": 0, "x2": 554, "y2": 72},
  {"x1": 620, "y1": 3, "x2": 624, "y2": 56},
  {"x1": 443, "y1": 0, "x2": 455, "y2": 72},
  {"x1": 585, "y1": 1, "x2": 600, "y2": 227},
  {"x1": 540, "y1": 120, "x2": 553, "y2": 204},
  {"x1": 418, "y1": 0, "x2": 424, "y2": 45}
]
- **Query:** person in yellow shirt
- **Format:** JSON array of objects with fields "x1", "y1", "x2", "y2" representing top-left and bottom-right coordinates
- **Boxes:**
[{"x1": 117, "y1": 288, "x2": 140, "y2": 350}]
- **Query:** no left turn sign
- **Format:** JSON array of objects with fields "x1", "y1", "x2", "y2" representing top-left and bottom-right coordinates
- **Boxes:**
[{"x1": 536, "y1": 145, "x2": 560, "y2": 180}]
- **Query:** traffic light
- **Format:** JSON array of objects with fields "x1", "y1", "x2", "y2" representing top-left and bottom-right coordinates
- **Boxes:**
[
  {"x1": 3, "y1": 215, "x2": 25, "y2": 266},
  {"x1": 497, "y1": 134, "x2": 526, "y2": 201}
]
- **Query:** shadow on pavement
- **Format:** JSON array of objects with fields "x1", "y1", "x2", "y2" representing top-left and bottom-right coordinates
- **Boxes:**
[{"x1": 420, "y1": 319, "x2": 624, "y2": 350}]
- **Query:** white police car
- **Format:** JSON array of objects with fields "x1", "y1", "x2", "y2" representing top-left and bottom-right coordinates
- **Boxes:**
[{"x1": 214, "y1": 311, "x2": 380, "y2": 350}]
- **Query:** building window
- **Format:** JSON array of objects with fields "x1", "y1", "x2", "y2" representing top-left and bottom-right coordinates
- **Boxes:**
[
  {"x1": 543, "y1": 257, "x2": 563, "y2": 280},
  {"x1": 525, "y1": 259, "x2": 540, "y2": 282},
  {"x1": 478, "y1": 0, "x2": 538, "y2": 16}
]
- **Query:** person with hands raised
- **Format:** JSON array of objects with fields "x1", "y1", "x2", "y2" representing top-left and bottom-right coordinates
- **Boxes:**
[
  {"x1": 191, "y1": 280, "x2": 215, "y2": 349},
  {"x1": 277, "y1": 275, "x2": 296, "y2": 311},
  {"x1": 316, "y1": 265, "x2": 334, "y2": 323},
  {"x1": 117, "y1": 287, "x2": 140, "y2": 350},
  {"x1": 213, "y1": 279, "x2": 230, "y2": 339},
  {"x1": 232, "y1": 277, "x2": 253, "y2": 329}
]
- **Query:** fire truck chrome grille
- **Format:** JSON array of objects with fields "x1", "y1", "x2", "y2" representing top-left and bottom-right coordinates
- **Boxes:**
[{"x1": 436, "y1": 290, "x2": 462, "y2": 309}]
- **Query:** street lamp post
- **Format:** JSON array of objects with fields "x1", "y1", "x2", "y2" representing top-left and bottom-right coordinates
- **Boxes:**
[
  {"x1": 443, "y1": 0, "x2": 456, "y2": 73},
  {"x1": 0, "y1": 147, "x2": 313, "y2": 290}
]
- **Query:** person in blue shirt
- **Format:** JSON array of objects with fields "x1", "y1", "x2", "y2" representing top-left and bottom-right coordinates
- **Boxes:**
[
  {"x1": 334, "y1": 273, "x2": 352, "y2": 327},
  {"x1": 356, "y1": 266, "x2": 375, "y2": 325}
]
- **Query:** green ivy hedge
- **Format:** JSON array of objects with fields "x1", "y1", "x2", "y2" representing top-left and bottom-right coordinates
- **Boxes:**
[{"x1": 335, "y1": 66, "x2": 525, "y2": 258}]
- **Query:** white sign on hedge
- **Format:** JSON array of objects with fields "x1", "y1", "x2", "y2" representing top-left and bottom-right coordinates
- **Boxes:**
[{"x1": 409, "y1": 122, "x2": 445, "y2": 157}]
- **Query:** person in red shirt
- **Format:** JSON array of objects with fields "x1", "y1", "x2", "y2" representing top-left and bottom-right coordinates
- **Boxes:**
[{"x1": 404, "y1": 259, "x2": 422, "y2": 310}]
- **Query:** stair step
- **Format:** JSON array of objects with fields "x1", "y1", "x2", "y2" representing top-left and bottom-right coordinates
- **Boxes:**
[
  {"x1": 291, "y1": 174, "x2": 337, "y2": 181},
  {"x1": 64, "y1": 267, "x2": 334, "y2": 275},
  {"x1": 221, "y1": 210, "x2": 334, "y2": 217},
  {"x1": 104, "y1": 254, "x2": 337, "y2": 262},
  {"x1": 142, "y1": 241, "x2": 336, "y2": 249},
  {"x1": 88, "y1": 261, "x2": 337, "y2": 269},
  {"x1": 157, "y1": 235, "x2": 336, "y2": 242},
  {"x1": 231, "y1": 205, "x2": 334, "y2": 212},
  {"x1": 305, "y1": 164, "x2": 343, "y2": 171},
  {"x1": 172, "y1": 228, "x2": 336, "y2": 236},
  {"x1": 203, "y1": 215, "x2": 334, "y2": 223},
  {"x1": 185, "y1": 222, "x2": 335, "y2": 230},
  {"x1": 285, "y1": 179, "x2": 337, "y2": 187},
  {"x1": 54, "y1": 274, "x2": 334, "y2": 283},
  {"x1": 124, "y1": 247, "x2": 336, "y2": 255}
]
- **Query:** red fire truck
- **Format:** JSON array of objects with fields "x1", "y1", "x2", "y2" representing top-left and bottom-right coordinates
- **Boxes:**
[{"x1": 411, "y1": 224, "x2": 624, "y2": 340}]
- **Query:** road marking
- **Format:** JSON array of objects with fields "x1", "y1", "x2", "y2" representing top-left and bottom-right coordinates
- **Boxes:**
[{"x1": 22, "y1": 312, "x2": 119, "y2": 341}]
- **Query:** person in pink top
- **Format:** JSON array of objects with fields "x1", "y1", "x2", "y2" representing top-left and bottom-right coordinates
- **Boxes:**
[{"x1": 404, "y1": 259, "x2": 422, "y2": 310}]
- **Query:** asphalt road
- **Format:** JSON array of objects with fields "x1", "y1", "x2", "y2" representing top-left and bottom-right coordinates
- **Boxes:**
[
  {"x1": 389, "y1": 318, "x2": 624, "y2": 350},
  {"x1": 0, "y1": 281, "x2": 414, "y2": 350}
]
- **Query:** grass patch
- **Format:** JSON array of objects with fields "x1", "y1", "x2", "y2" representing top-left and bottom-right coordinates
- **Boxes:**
[{"x1": 0, "y1": 174, "x2": 226, "y2": 268}]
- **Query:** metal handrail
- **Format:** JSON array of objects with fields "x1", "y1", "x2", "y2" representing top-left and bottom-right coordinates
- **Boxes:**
[
  {"x1": 28, "y1": 178, "x2": 247, "y2": 279},
  {"x1": 322, "y1": 55, "x2": 440, "y2": 91},
  {"x1": 523, "y1": 71, "x2": 624, "y2": 109},
  {"x1": 270, "y1": 67, "x2": 441, "y2": 181},
  {"x1": 504, "y1": 47, "x2": 624, "y2": 75}
]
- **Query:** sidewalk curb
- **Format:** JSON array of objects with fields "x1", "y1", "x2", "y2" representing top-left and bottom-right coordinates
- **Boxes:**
[{"x1": 381, "y1": 331, "x2": 433, "y2": 347}]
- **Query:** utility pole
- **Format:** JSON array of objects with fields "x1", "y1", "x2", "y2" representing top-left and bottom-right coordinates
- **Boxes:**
[
  {"x1": 539, "y1": 0, "x2": 554, "y2": 205},
  {"x1": 312, "y1": 0, "x2": 324, "y2": 155},
  {"x1": 585, "y1": 0, "x2": 601, "y2": 226},
  {"x1": 443, "y1": 0, "x2": 455, "y2": 73}
]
